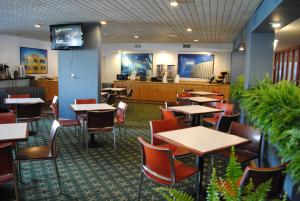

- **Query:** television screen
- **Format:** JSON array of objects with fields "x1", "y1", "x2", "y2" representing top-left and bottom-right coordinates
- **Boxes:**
[{"x1": 50, "y1": 24, "x2": 84, "y2": 50}]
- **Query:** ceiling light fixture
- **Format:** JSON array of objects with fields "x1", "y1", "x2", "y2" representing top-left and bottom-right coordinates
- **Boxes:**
[
  {"x1": 34, "y1": 24, "x2": 41, "y2": 28},
  {"x1": 238, "y1": 43, "x2": 245, "y2": 51},
  {"x1": 134, "y1": 35, "x2": 139, "y2": 39},
  {"x1": 273, "y1": 39, "x2": 279, "y2": 50},
  {"x1": 170, "y1": 0, "x2": 178, "y2": 7},
  {"x1": 270, "y1": 22, "x2": 281, "y2": 28},
  {"x1": 194, "y1": 39, "x2": 199, "y2": 42},
  {"x1": 100, "y1": 21, "x2": 107, "y2": 25},
  {"x1": 187, "y1": 28, "x2": 192, "y2": 32}
]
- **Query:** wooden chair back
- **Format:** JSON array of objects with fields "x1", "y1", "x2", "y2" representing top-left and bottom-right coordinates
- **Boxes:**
[
  {"x1": 0, "y1": 112, "x2": 16, "y2": 124},
  {"x1": 216, "y1": 114, "x2": 240, "y2": 132},
  {"x1": 87, "y1": 110, "x2": 114, "y2": 130},
  {"x1": 16, "y1": 103, "x2": 41, "y2": 120}
]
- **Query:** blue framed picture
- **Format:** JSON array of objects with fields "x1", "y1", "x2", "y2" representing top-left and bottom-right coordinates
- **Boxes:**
[
  {"x1": 121, "y1": 53, "x2": 153, "y2": 76},
  {"x1": 20, "y1": 47, "x2": 48, "y2": 74},
  {"x1": 178, "y1": 54, "x2": 214, "y2": 79}
]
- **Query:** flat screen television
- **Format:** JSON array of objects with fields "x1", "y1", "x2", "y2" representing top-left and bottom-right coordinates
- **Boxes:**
[{"x1": 50, "y1": 24, "x2": 84, "y2": 50}]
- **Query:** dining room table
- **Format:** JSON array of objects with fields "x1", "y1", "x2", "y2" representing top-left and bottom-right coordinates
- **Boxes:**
[
  {"x1": 69, "y1": 103, "x2": 116, "y2": 148},
  {"x1": 4, "y1": 97, "x2": 45, "y2": 104},
  {"x1": 155, "y1": 126, "x2": 250, "y2": 200},
  {"x1": 187, "y1": 97, "x2": 221, "y2": 105},
  {"x1": 189, "y1": 91, "x2": 218, "y2": 96},
  {"x1": 168, "y1": 105, "x2": 223, "y2": 126}
]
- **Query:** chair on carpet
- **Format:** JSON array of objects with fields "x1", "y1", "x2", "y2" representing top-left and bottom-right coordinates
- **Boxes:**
[
  {"x1": 150, "y1": 118, "x2": 190, "y2": 158},
  {"x1": 203, "y1": 102, "x2": 234, "y2": 126},
  {"x1": 114, "y1": 101, "x2": 128, "y2": 137},
  {"x1": 0, "y1": 143, "x2": 18, "y2": 201},
  {"x1": 14, "y1": 120, "x2": 62, "y2": 194},
  {"x1": 159, "y1": 106, "x2": 190, "y2": 126},
  {"x1": 176, "y1": 92, "x2": 192, "y2": 104},
  {"x1": 86, "y1": 110, "x2": 116, "y2": 150},
  {"x1": 214, "y1": 122, "x2": 263, "y2": 167},
  {"x1": 216, "y1": 113, "x2": 240, "y2": 132},
  {"x1": 107, "y1": 94, "x2": 116, "y2": 107},
  {"x1": 206, "y1": 95, "x2": 224, "y2": 108},
  {"x1": 50, "y1": 96, "x2": 81, "y2": 141},
  {"x1": 137, "y1": 137, "x2": 199, "y2": 201}
]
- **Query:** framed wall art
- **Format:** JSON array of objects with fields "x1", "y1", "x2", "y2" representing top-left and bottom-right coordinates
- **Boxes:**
[{"x1": 20, "y1": 47, "x2": 48, "y2": 74}]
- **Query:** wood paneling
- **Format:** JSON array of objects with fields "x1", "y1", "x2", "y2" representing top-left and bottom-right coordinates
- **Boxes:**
[
  {"x1": 35, "y1": 79, "x2": 58, "y2": 101},
  {"x1": 113, "y1": 80, "x2": 230, "y2": 103}
]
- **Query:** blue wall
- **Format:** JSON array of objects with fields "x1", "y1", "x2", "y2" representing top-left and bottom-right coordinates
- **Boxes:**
[{"x1": 58, "y1": 23, "x2": 101, "y2": 119}]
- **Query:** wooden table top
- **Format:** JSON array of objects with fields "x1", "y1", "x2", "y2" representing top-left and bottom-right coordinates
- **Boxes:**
[
  {"x1": 5, "y1": 98, "x2": 45, "y2": 104},
  {"x1": 155, "y1": 126, "x2": 249, "y2": 156},
  {"x1": 188, "y1": 97, "x2": 221, "y2": 103},
  {"x1": 168, "y1": 105, "x2": 223, "y2": 115},
  {"x1": 0, "y1": 123, "x2": 29, "y2": 142},
  {"x1": 189, "y1": 91, "x2": 217, "y2": 96},
  {"x1": 69, "y1": 103, "x2": 116, "y2": 112}
]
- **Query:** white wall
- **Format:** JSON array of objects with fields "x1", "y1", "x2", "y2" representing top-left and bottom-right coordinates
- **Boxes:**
[
  {"x1": 0, "y1": 34, "x2": 58, "y2": 78},
  {"x1": 101, "y1": 42, "x2": 233, "y2": 83}
]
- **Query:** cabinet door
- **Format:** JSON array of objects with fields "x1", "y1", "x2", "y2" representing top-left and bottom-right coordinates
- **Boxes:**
[
  {"x1": 131, "y1": 83, "x2": 140, "y2": 100},
  {"x1": 157, "y1": 84, "x2": 167, "y2": 102}
]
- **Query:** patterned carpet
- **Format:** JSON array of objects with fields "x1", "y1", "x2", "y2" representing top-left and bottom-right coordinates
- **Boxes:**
[{"x1": 1, "y1": 103, "x2": 226, "y2": 201}]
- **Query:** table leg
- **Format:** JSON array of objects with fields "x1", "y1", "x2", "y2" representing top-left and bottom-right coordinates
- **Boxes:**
[
  {"x1": 88, "y1": 133, "x2": 102, "y2": 148},
  {"x1": 195, "y1": 155, "x2": 204, "y2": 201}
]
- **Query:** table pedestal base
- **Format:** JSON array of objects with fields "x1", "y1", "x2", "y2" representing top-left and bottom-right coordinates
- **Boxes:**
[{"x1": 88, "y1": 134, "x2": 102, "y2": 148}]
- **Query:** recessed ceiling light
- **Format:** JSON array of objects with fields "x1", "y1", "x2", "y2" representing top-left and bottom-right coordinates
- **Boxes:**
[
  {"x1": 170, "y1": 0, "x2": 178, "y2": 7},
  {"x1": 100, "y1": 21, "x2": 107, "y2": 25},
  {"x1": 187, "y1": 28, "x2": 192, "y2": 32},
  {"x1": 270, "y1": 22, "x2": 281, "y2": 28},
  {"x1": 168, "y1": 34, "x2": 178, "y2": 37},
  {"x1": 134, "y1": 35, "x2": 139, "y2": 39},
  {"x1": 238, "y1": 45, "x2": 245, "y2": 51},
  {"x1": 34, "y1": 24, "x2": 41, "y2": 28},
  {"x1": 194, "y1": 39, "x2": 199, "y2": 42}
]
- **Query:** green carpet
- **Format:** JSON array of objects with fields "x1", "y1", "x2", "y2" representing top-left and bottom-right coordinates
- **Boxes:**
[{"x1": 4, "y1": 103, "x2": 226, "y2": 201}]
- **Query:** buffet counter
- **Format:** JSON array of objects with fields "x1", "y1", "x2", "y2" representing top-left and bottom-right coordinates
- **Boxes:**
[{"x1": 113, "y1": 80, "x2": 230, "y2": 103}]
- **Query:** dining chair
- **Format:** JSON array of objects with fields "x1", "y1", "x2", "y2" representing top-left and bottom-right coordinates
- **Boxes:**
[
  {"x1": 137, "y1": 137, "x2": 199, "y2": 201},
  {"x1": 216, "y1": 113, "x2": 240, "y2": 132},
  {"x1": 7, "y1": 94, "x2": 31, "y2": 112},
  {"x1": 183, "y1": 88, "x2": 194, "y2": 93},
  {"x1": 0, "y1": 112, "x2": 16, "y2": 124},
  {"x1": 150, "y1": 118, "x2": 190, "y2": 158},
  {"x1": 74, "y1": 98, "x2": 97, "y2": 120},
  {"x1": 239, "y1": 164, "x2": 287, "y2": 199},
  {"x1": 118, "y1": 89, "x2": 134, "y2": 110},
  {"x1": 14, "y1": 120, "x2": 62, "y2": 194},
  {"x1": 159, "y1": 106, "x2": 190, "y2": 126},
  {"x1": 16, "y1": 103, "x2": 41, "y2": 134},
  {"x1": 86, "y1": 110, "x2": 116, "y2": 150},
  {"x1": 107, "y1": 94, "x2": 116, "y2": 107},
  {"x1": 214, "y1": 122, "x2": 263, "y2": 167},
  {"x1": 114, "y1": 101, "x2": 128, "y2": 138},
  {"x1": 50, "y1": 96, "x2": 81, "y2": 141},
  {"x1": 176, "y1": 92, "x2": 192, "y2": 104},
  {"x1": 206, "y1": 95, "x2": 224, "y2": 108},
  {"x1": 0, "y1": 143, "x2": 19, "y2": 201},
  {"x1": 203, "y1": 102, "x2": 234, "y2": 126},
  {"x1": 165, "y1": 101, "x2": 190, "y2": 120}
]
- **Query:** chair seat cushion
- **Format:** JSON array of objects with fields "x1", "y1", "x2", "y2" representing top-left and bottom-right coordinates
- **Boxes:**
[
  {"x1": 144, "y1": 160, "x2": 198, "y2": 185},
  {"x1": 202, "y1": 116, "x2": 219, "y2": 125},
  {"x1": 15, "y1": 145, "x2": 56, "y2": 161},
  {"x1": 159, "y1": 143, "x2": 191, "y2": 158},
  {"x1": 59, "y1": 119, "x2": 81, "y2": 127},
  {"x1": 0, "y1": 174, "x2": 13, "y2": 184},
  {"x1": 214, "y1": 148, "x2": 258, "y2": 163}
]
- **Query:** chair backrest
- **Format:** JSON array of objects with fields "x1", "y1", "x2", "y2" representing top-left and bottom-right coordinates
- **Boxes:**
[
  {"x1": 16, "y1": 103, "x2": 41, "y2": 119},
  {"x1": 214, "y1": 102, "x2": 234, "y2": 119},
  {"x1": 159, "y1": 106, "x2": 176, "y2": 120},
  {"x1": 229, "y1": 122, "x2": 262, "y2": 155},
  {"x1": 177, "y1": 92, "x2": 192, "y2": 99},
  {"x1": 127, "y1": 89, "x2": 133, "y2": 97},
  {"x1": 138, "y1": 137, "x2": 175, "y2": 185},
  {"x1": 107, "y1": 94, "x2": 116, "y2": 105},
  {"x1": 0, "y1": 143, "x2": 14, "y2": 178},
  {"x1": 165, "y1": 101, "x2": 188, "y2": 109},
  {"x1": 50, "y1": 102, "x2": 59, "y2": 120},
  {"x1": 216, "y1": 114, "x2": 240, "y2": 133},
  {"x1": 0, "y1": 112, "x2": 16, "y2": 124},
  {"x1": 116, "y1": 101, "x2": 128, "y2": 123},
  {"x1": 75, "y1": 98, "x2": 96, "y2": 104},
  {"x1": 206, "y1": 95, "x2": 224, "y2": 107},
  {"x1": 150, "y1": 118, "x2": 184, "y2": 145},
  {"x1": 8, "y1": 94, "x2": 30, "y2": 98},
  {"x1": 49, "y1": 120, "x2": 61, "y2": 156},
  {"x1": 52, "y1": 95, "x2": 58, "y2": 104},
  {"x1": 239, "y1": 164, "x2": 287, "y2": 199},
  {"x1": 87, "y1": 110, "x2": 114, "y2": 129}
]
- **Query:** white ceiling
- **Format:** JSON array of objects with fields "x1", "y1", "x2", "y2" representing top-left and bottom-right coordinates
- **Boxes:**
[
  {"x1": 275, "y1": 18, "x2": 300, "y2": 51},
  {"x1": 0, "y1": 0, "x2": 262, "y2": 43}
]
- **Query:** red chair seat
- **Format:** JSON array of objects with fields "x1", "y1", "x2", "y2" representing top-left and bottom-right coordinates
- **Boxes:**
[
  {"x1": 144, "y1": 160, "x2": 198, "y2": 185},
  {"x1": 215, "y1": 148, "x2": 258, "y2": 164},
  {"x1": 0, "y1": 174, "x2": 13, "y2": 184},
  {"x1": 159, "y1": 143, "x2": 190, "y2": 158},
  {"x1": 59, "y1": 119, "x2": 81, "y2": 127},
  {"x1": 202, "y1": 116, "x2": 219, "y2": 125}
]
